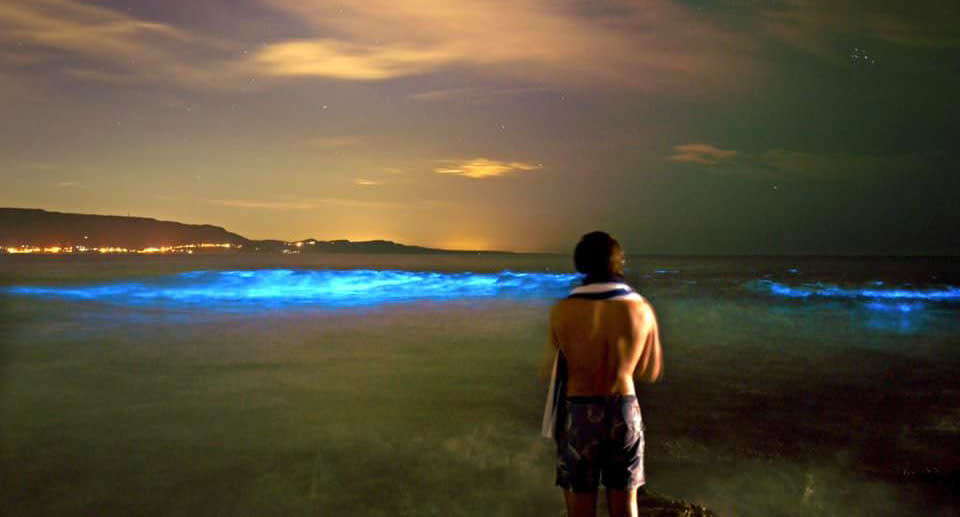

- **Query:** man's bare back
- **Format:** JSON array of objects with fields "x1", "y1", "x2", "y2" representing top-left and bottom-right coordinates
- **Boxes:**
[{"x1": 549, "y1": 297, "x2": 662, "y2": 396}]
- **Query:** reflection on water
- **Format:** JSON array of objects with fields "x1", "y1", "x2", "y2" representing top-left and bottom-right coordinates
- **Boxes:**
[{"x1": 1, "y1": 255, "x2": 959, "y2": 516}]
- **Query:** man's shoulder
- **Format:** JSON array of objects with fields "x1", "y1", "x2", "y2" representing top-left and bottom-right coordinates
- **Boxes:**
[
  {"x1": 610, "y1": 295, "x2": 656, "y2": 325},
  {"x1": 611, "y1": 293, "x2": 650, "y2": 309}
]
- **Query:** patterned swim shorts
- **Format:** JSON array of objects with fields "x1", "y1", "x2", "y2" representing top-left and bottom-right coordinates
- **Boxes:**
[{"x1": 555, "y1": 395, "x2": 645, "y2": 492}]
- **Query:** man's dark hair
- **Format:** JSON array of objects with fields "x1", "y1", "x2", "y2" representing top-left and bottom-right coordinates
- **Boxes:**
[{"x1": 573, "y1": 231, "x2": 625, "y2": 280}]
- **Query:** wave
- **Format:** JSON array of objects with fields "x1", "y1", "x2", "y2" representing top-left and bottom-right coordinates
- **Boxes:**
[
  {"x1": 4, "y1": 269, "x2": 581, "y2": 309},
  {"x1": 746, "y1": 279, "x2": 960, "y2": 302}
]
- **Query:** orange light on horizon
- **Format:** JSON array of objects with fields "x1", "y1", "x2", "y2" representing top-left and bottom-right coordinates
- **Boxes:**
[{"x1": 435, "y1": 238, "x2": 493, "y2": 251}]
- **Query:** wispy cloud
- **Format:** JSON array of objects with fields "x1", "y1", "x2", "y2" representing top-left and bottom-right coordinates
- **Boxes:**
[
  {"x1": 304, "y1": 135, "x2": 364, "y2": 149},
  {"x1": 208, "y1": 197, "x2": 440, "y2": 210},
  {"x1": 249, "y1": 0, "x2": 755, "y2": 90},
  {"x1": 668, "y1": 143, "x2": 943, "y2": 181},
  {"x1": 210, "y1": 199, "x2": 317, "y2": 210},
  {"x1": 354, "y1": 178, "x2": 380, "y2": 186},
  {"x1": 1, "y1": 0, "x2": 760, "y2": 93},
  {"x1": 20, "y1": 162, "x2": 57, "y2": 171},
  {"x1": 11, "y1": 0, "x2": 953, "y2": 94},
  {"x1": 250, "y1": 39, "x2": 452, "y2": 80},
  {"x1": 408, "y1": 86, "x2": 548, "y2": 103},
  {"x1": 434, "y1": 158, "x2": 542, "y2": 179},
  {"x1": 0, "y1": 0, "x2": 230, "y2": 88},
  {"x1": 744, "y1": 149, "x2": 942, "y2": 180},
  {"x1": 669, "y1": 143, "x2": 738, "y2": 165}
]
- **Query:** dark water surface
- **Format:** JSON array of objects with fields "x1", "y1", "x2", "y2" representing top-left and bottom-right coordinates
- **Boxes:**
[{"x1": 2, "y1": 254, "x2": 959, "y2": 516}]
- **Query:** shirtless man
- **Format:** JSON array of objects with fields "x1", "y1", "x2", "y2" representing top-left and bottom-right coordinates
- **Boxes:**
[{"x1": 546, "y1": 231, "x2": 663, "y2": 517}]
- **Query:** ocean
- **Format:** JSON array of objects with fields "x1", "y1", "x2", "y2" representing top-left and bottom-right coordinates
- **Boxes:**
[{"x1": 1, "y1": 253, "x2": 958, "y2": 516}]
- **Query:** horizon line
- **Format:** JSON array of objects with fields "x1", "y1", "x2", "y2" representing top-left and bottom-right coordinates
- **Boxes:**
[{"x1": 2, "y1": 206, "x2": 957, "y2": 258}]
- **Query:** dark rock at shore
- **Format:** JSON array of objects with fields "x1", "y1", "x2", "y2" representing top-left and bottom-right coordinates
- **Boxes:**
[{"x1": 637, "y1": 489, "x2": 715, "y2": 517}]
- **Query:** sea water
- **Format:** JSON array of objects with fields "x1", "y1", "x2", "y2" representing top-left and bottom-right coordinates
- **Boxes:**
[{"x1": 1, "y1": 254, "x2": 958, "y2": 516}]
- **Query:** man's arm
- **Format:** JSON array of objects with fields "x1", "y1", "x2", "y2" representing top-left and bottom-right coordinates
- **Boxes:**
[{"x1": 633, "y1": 301, "x2": 663, "y2": 383}]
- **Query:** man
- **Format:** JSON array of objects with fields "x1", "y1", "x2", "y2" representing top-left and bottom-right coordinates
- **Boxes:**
[{"x1": 544, "y1": 231, "x2": 663, "y2": 517}]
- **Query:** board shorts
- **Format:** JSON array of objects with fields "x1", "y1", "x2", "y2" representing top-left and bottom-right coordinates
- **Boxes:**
[{"x1": 555, "y1": 395, "x2": 645, "y2": 492}]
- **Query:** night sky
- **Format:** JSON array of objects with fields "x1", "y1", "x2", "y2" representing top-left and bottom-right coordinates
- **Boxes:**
[{"x1": 2, "y1": 0, "x2": 958, "y2": 253}]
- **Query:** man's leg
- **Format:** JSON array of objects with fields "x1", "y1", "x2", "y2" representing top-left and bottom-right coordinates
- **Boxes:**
[
  {"x1": 605, "y1": 488, "x2": 638, "y2": 517},
  {"x1": 564, "y1": 489, "x2": 598, "y2": 517}
]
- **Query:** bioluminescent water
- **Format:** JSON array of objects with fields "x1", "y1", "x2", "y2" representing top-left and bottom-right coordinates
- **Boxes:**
[
  {"x1": 747, "y1": 279, "x2": 960, "y2": 302},
  {"x1": 5, "y1": 268, "x2": 581, "y2": 309},
  {"x1": 739, "y1": 279, "x2": 960, "y2": 335}
]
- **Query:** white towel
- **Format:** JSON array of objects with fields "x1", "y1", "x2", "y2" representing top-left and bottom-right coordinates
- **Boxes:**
[{"x1": 541, "y1": 351, "x2": 560, "y2": 439}]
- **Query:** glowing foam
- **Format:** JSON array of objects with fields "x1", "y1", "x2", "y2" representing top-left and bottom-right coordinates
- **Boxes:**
[
  {"x1": 5, "y1": 269, "x2": 581, "y2": 309},
  {"x1": 748, "y1": 279, "x2": 960, "y2": 302},
  {"x1": 864, "y1": 301, "x2": 924, "y2": 313}
]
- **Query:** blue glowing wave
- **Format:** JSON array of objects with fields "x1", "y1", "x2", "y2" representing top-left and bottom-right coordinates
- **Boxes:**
[
  {"x1": 5, "y1": 269, "x2": 581, "y2": 309},
  {"x1": 747, "y1": 279, "x2": 960, "y2": 302}
]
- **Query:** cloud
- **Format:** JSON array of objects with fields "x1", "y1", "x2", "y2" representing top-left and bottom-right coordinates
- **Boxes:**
[
  {"x1": 20, "y1": 162, "x2": 57, "y2": 171},
  {"x1": 0, "y1": 0, "x2": 192, "y2": 52},
  {"x1": 354, "y1": 178, "x2": 380, "y2": 186},
  {"x1": 668, "y1": 143, "x2": 944, "y2": 181},
  {"x1": 408, "y1": 86, "x2": 548, "y2": 103},
  {"x1": 669, "y1": 144, "x2": 738, "y2": 165},
  {"x1": 0, "y1": 0, "x2": 230, "y2": 88},
  {"x1": 251, "y1": 39, "x2": 453, "y2": 80},
  {"x1": 1, "y1": 0, "x2": 760, "y2": 93},
  {"x1": 250, "y1": 0, "x2": 756, "y2": 90},
  {"x1": 11, "y1": 0, "x2": 954, "y2": 95},
  {"x1": 434, "y1": 158, "x2": 542, "y2": 179},
  {"x1": 304, "y1": 135, "x2": 364, "y2": 149},
  {"x1": 745, "y1": 149, "x2": 942, "y2": 180},
  {"x1": 209, "y1": 197, "x2": 438, "y2": 210},
  {"x1": 210, "y1": 199, "x2": 317, "y2": 210}
]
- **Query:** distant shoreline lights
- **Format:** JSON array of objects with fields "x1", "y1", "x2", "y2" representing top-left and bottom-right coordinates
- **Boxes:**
[{"x1": 2, "y1": 243, "x2": 238, "y2": 254}]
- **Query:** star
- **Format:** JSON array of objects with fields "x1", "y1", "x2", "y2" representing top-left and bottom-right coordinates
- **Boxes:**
[{"x1": 850, "y1": 47, "x2": 877, "y2": 65}]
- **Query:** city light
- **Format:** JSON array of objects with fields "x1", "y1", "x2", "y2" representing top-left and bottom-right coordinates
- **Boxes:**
[{"x1": 1, "y1": 243, "x2": 237, "y2": 254}]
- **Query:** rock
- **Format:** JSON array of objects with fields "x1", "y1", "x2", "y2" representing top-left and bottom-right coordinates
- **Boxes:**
[{"x1": 636, "y1": 488, "x2": 715, "y2": 516}]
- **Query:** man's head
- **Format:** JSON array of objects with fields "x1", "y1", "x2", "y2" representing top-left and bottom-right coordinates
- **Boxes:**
[{"x1": 573, "y1": 231, "x2": 625, "y2": 280}]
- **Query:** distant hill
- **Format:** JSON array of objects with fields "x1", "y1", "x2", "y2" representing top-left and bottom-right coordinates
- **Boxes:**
[
  {"x1": 0, "y1": 208, "x2": 249, "y2": 249},
  {"x1": 0, "y1": 208, "x2": 513, "y2": 254},
  {"x1": 257, "y1": 238, "x2": 453, "y2": 254},
  {"x1": 241, "y1": 237, "x2": 511, "y2": 254}
]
